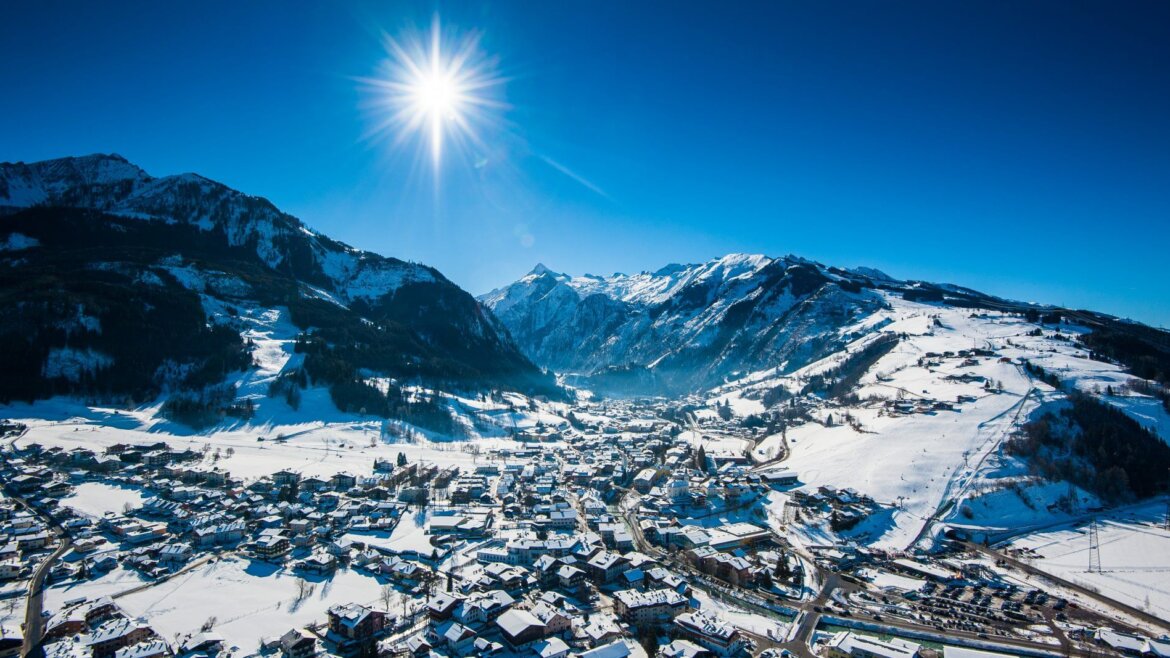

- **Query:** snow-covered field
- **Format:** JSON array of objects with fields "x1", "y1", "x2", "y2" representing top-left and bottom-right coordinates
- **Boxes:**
[
  {"x1": 2, "y1": 396, "x2": 540, "y2": 484},
  {"x1": 115, "y1": 557, "x2": 400, "y2": 652},
  {"x1": 44, "y1": 564, "x2": 146, "y2": 613},
  {"x1": 345, "y1": 510, "x2": 435, "y2": 557},
  {"x1": 0, "y1": 597, "x2": 21, "y2": 640},
  {"x1": 60, "y1": 483, "x2": 148, "y2": 519},
  {"x1": 1007, "y1": 501, "x2": 1170, "y2": 620}
]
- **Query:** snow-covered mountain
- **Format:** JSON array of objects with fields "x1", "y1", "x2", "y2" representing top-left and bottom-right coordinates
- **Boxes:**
[
  {"x1": 0, "y1": 153, "x2": 438, "y2": 300},
  {"x1": 481, "y1": 254, "x2": 893, "y2": 393},
  {"x1": 483, "y1": 253, "x2": 1170, "y2": 398},
  {"x1": 0, "y1": 154, "x2": 555, "y2": 412}
]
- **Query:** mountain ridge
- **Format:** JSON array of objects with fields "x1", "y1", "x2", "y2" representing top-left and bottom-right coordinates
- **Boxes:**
[
  {"x1": 482, "y1": 252, "x2": 1170, "y2": 396},
  {"x1": 0, "y1": 154, "x2": 557, "y2": 415}
]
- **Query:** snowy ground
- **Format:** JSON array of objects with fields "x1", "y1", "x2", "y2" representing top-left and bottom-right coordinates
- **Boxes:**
[
  {"x1": 741, "y1": 297, "x2": 1170, "y2": 550},
  {"x1": 691, "y1": 588, "x2": 789, "y2": 640},
  {"x1": 2, "y1": 397, "x2": 538, "y2": 484},
  {"x1": 60, "y1": 483, "x2": 148, "y2": 519},
  {"x1": 114, "y1": 557, "x2": 403, "y2": 653},
  {"x1": 44, "y1": 564, "x2": 147, "y2": 613},
  {"x1": 345, "y1": 509, "x2": 435, "y2": 557},
  {"x1": 1007, "y1": 500, "x2": 1170, "y2": 620},
  {"x1": 0, "y1": 597, "x2": 21, "y2": 641}
]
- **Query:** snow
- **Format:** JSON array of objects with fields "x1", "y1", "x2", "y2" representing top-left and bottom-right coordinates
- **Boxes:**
[
  {"x1": 44, "y1": 564, "x2": 147, "y2": 614},
  {"x1": 115, "y1": 557, "x2": 401, "y2": 652},
  {"x1": 691, "y1": 588, "x2": 789, "y2": 640},
  {"x1": 856, "y1": 569, "x2": 926, "y2": 593},
  {"x1": 42, "y1": 348, "x2": 113, "y2": 382},
  {"x1": 741, "y1": 295, "x2": 1144, "y2": 550},
  {"x1": 3, "y1": 395, "x2": 538, "y2": 484},
  {"x1": 60, "y1": 483, "x2": 148, "y2": 519},
  {"x1": 346, "y1": 511, "x2": 435, "y2": 557},
  {"x1": 1008, "y1": 501, "x2": 1170, "y2": 620},
  {"x1": 0, "y1": 232, "x2": 40, "y2": 251}
]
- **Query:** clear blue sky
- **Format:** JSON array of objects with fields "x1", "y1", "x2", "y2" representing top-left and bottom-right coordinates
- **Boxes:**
[{"x1": 2, "y1": 1, "x2": 1168, "y2": 326}]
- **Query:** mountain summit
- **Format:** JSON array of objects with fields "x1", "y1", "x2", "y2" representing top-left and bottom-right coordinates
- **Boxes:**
[{"x1": 0, "y1": 154, "x2": 555, "y2": 414}]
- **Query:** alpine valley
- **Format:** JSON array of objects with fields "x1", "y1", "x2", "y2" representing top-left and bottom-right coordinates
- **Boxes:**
[{"x1": 4, "y1": 155, "x2": 1170, "y2": 657}]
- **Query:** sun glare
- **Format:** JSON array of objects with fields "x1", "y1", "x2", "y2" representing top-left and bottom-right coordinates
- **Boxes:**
[{"x1": 363, "y1": 17, "x2": 502, "y2": 173}]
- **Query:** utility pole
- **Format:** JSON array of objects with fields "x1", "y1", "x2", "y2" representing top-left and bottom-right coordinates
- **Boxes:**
[{"x1": 1088, "y1": 518, "x2": 1102, "y2": 573}]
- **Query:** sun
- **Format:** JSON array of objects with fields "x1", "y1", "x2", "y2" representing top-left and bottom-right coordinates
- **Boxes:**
[{"x1": 362, "y1": 17, "x2": 503, "y2": 172}]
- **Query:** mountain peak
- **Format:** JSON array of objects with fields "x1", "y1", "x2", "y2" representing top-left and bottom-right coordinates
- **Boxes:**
[{"x1": 529, "y1": 262, "x2": 558, "y2": 277}]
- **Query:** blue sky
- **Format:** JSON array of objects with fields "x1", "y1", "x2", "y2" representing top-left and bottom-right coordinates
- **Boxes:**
[{"x1": 2, "y1": 1, "x2": 1168, "y2": 326}]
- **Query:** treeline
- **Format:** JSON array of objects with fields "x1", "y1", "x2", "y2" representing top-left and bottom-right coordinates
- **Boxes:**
[
  {"x1": 0, "y1": 253, "x2": 252, "y2": 405},
  {"x1": 1007, "y1": 391, "x2": 1170, "y2": 502},
  {"x1": 0, "y1": 206, "x2": 560, "y2": 414},
  {"x1": 274, "y1": 341, "x2": 463, "y2": 436},
  {"x1": 161, "y1": 384, "x2": 255, "y2": 429},
  {"x1": 1079, "y1": 326, "x2": 1170, "y2": 387},
  {"x1": 800, "y1": 333, "x2": 900, "y2": 400}
]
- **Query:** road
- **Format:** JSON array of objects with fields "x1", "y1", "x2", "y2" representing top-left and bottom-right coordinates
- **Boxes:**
[{"x1": 4, "y1": 487, "x2": 70, "y2": 658}]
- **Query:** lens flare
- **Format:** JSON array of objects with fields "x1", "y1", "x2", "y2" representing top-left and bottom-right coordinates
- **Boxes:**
[{"x1": 362, "y1": 17, "x2": 504, "y2": 173}]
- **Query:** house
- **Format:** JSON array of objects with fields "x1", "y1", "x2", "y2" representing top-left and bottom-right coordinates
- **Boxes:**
[
  {"x1": 532, "y1": 637, "x2": 570, "y2": 658},
  {"x1": 405, "y1": 635, "x2": 432, "y2": 657},
  {"x1": 576, "y1": 639, "x2": 632, "y2": 658},
  {"x1": 114, "y1": 640, "x2": 171, "y2": 658},
  {"x1": 530, "y1": 602, "x2": 571, "y2": 636},
  {"x1": 660, "y1": 639, "x2": 712, "y2": 658},
  {"x1": 273, "y1": 470, "x2": 301, "y2": 486},
  {"x1": 179, "y1": 633, "x2": 225, "y2": 656},
  {"x1": 585, "y1": 552, "x2": 629, "y2": 584},
  {"x1": 495, "y1": 609, "x2": 547, "y2": 649},
  {"x1": 437, "y1": 621, "x2": 477, "y2": 656},
  {"x1": 296, "y1": 552, "x2": 338, "y2": 574},
  {"x1": 279, "y1": 629, "x2": 317, "y2": 658},
  {"x1": 427, "y1": 593, "x2": 462, "y2": 622},
  {"x1": 85, "y1": 618, "x2": 156, "y2": 658},
  {"x1": 252, "y1": 534, "x2": 291, "y2": 560},
  {"x1": 158, "y1": 543, "x2": 192, "y2": 566}
]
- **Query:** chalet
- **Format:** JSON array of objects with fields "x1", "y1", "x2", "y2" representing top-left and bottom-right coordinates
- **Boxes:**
[
  {"x1": 438, "y1": 621, "x2": 477, "y2": 656},
  {"x1": 85, "y1": 618, "x2": 156, "y2": 658},
  {"x1": 495, "y1": 608, "x2": 547, "y2": 649},
  {"x1": 279, "y1": 629, "x2": 317, "y2": 658}
]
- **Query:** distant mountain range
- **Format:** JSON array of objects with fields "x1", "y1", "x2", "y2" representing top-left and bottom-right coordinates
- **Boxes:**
[
  {"x1": 2, "y1": 153, "x2": 1166, "y2": 412},
  {"x1": 482, "y1": 256, "x2": 1170, "y2": 396},
  {"x1": 0, "y1": 154, "x2": 555, "y2": 410}
]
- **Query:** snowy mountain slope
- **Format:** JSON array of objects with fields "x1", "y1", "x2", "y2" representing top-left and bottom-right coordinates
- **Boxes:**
[
  {"x1": 704, "y1": 292, "x2": 1170, "y2": 549},
  {"x1": 481, "y1": 254, "x2": 887, "y2": 393},
  {"x1": 0, "y1": 155, "x2": 556, "y2": 415},
  {"x1": 0, "y1": 154, "x2": 435, "y2": 301},
  {"x1": 486, "y1": 251, "x2": 1170, "y2": 403}
]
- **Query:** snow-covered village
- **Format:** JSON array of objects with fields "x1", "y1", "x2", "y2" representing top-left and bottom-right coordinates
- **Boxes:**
[
  {"x1": 4, "y1": 3, "x2": 1170, "y2": 658},
  {"x1": 2, "y1": 284, "x2": 1170, "y2": 658}
]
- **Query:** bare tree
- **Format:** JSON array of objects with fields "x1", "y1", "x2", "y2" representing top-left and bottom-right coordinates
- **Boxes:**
[
  {"x1": 380, "y1": 584, "x2": 395, "y2": 611},
  {"x1": 296, "y1": 576, "x2": 313, "y2": 602}
]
